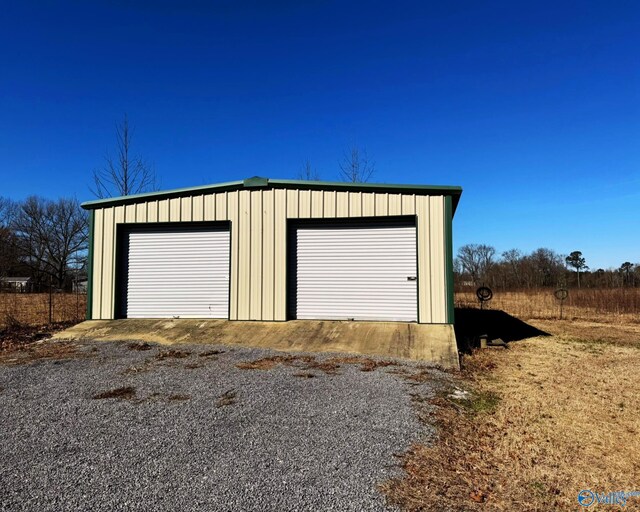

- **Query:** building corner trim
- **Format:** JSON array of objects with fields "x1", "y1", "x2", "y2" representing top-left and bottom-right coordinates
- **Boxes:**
[
  {"x1": 86, "y1": 210, "x2": 94, "y2": 320},
  {"x1": 444, "y1": 196, "x2": 455, "y2": 324}
]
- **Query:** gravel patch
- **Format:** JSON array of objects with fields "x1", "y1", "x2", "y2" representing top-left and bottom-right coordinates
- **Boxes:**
[{"x1": 0, "y1": 340, "x2": 447, "y2": 512}]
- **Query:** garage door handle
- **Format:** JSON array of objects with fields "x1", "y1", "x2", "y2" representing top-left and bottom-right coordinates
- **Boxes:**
[{"x1": 407, "y1": 276, "x2": 417, "y2": 281}]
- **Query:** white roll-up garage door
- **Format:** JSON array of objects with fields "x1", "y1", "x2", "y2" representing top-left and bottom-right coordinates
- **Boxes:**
[
  {"x1": 122, "y1": 225, "x2": 230, "y2": 319},
  {"x1": 290, "y1": 220, "x2": 418, "y2": 322}
]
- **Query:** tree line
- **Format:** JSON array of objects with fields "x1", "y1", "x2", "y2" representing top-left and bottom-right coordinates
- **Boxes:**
[{"x1": 455, "y1": 244, "x2": 639, "y2": 290}]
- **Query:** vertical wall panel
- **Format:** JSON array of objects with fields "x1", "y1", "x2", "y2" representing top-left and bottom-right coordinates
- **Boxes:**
[
  {"x1": 429, "y1": 196, "x2": 446, "y2": 323},
  {"x1": 158, "y1": 199, "x2": 169, "y2": 222},
  {"x1": 388, "y1": 194, "x2": 402, "y2": 215},
  {"x1": 416, "y1": 196, "x2": 432, "y2": 323},
  {"x1": 125, "y1": 204, "x2": 136, "y2": 223},
  {"x1": 227, "y1": 191, "x2": 239, "y2": 320},
  {"x1": 180, "y1": 197, "x2": 192, "y2": 222},
  {"x1": 349, "y1": 192, "x2": 362, "y2": 217},
  {"x1": 336, "y1": 192, "x2": 349, "y2": 217},
  {"x1": 311, "y1": 190, "x2": 323, "y2": 218},
  {"x1": 192, "y1": 195, "x2": 204, "y2": 221},
  {"x1": 169, "y1": 198, "x2": 181, "y2": 221},
  {"x1": 249, "y1": 191, "x2": 262, "y2": 320},
  {"x1": 323, "y1": 191, "x2": 336, "y2": 218},
  {"x1": 273, "y1": 189, "x2": 287, "y2": 321},
  {"x1": 101, "y1": 207, "x2": 115, "y2": 319},
  {"x1": 237, "y1": 190, "x2": 251, "y2": 319},
  {"x1": 261, "y1": 190, "x2": 275, "y2": 320},
  {"x1": 299, "y1": 190, "x2": 311, "y2": 218},
  {"x1": 92, "y1": 209, "x2": 104, "y2": 319},
  {"x1": 216, "y1": 192, "x2": 227, "y2": 221},
  {"x1": 135, "y1": 203, "x2": 147, "y2": 223},
  {"x1": 402, "y1": 194, "x2": 416, "y2": 215},
  {"x1": 375, "y1": 193, "x2": 388, "y2": 216},
  {"x1": 203, "y1": 194, "x2": 215, "y2": 221},
  {"x1": 362, "y1": 193, "x2": 375, "y2": 217},
  {"x1": 147, "y1": 201, "x2": 158, "y2": 223},
  {"x1": 286, "y1": 189, "x2": 299, "y2": 218}
]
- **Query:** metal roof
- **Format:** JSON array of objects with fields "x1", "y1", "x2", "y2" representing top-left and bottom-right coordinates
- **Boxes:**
[{"x1": 81, "y1": 176, "x2": 463, "y2": 214}]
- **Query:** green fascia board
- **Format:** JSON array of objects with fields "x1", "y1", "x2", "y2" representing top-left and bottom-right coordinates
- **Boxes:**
[
  {"x1": 86, "y1": 210, "x2": 94, "y2": 320},
  {"x1": 444, "y1": 196, "x2": 455, "y2": 324},
  {"x1": 81, "y1": 177, "x2": 463, "y2": 214}
]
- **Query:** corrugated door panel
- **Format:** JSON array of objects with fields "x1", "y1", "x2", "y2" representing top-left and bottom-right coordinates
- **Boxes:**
[
  {"x1": 291, "y1": 220, "x2": 417, "y2": 322},
  {"x1": 123, "y1": 226, "x2": 230, "y2": 319}
]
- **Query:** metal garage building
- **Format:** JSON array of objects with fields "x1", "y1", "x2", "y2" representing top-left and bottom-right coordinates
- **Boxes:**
[{"x1": 82, "y1": 177, "x2": 461, "y2": 326}]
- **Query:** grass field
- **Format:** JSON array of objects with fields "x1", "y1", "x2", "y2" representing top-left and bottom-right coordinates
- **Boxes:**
[
  {"x1": 0, "y1": 293, "x2": 86, "y2": 329},
  {"x1": 384, "y1": 294, "x2": 640, "y2": 511},
  {"x1": 456, "y1": 288, "x2": 640, "y2": 324}
]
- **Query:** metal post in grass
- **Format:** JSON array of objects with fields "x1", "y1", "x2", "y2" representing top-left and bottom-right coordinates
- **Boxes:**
[{"x1": 554, "y1": 288, "x2": 568, "y2": 320}]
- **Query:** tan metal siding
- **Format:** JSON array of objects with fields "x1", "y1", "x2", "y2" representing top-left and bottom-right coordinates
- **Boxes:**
[
  {"x1": 101, "y1": 207, "x2": 115, "y2": 320},
  {"x1": 193, "y1": 195, "x2": 204, "y2": 222},
  {"x1": 147, "y1": 201, "x2": 158, "y2": 223},
  {"x1": 249, "y1": 191, "x2": 262, "y2": 320},
  {"x1": 92, "y1": 209, "x2": 103, "y2": 318},
  {"x1": 273, "y1": 189, "x2": 287, "y2": 321},
  {"x1": 261, "y1": 190, "x2": 275, "y2": 321},
  {"x1": 89, "y1": 188, "x2": 449, "y2": 323},
  {"x1": 227, "y1": 191, "x2": 239, "y2": 319}
]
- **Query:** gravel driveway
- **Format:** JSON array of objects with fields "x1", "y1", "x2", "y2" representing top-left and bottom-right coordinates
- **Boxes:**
[{"x1": 0, "y1": 340, "x2": 444, "y2": 512}]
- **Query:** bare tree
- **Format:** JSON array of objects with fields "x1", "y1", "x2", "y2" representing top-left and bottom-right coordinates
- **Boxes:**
[
  {"x1": 339, "y1": 146, "x2": 375, "y2": 183},
  {"x1": 92, "y1": 114, "x2": 156, "y2": 198},
  {"x1": 0, "y1": 198, "x2": 20, "y2": 278},
  {"x1": 11, "y1": 197, "x2": 88, "y2": 289},
  {"x1": 455, "y1": 244, "x2": 496, "y2": 285},
  {"x1": 297, "y1": 160, "x2": 320, "y2": 181}
]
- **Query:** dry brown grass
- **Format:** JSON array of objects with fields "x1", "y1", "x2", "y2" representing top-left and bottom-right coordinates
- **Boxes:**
[
  {"x1": 456, "y1": 288, "x2": 640, "y2": 324},
  {"x1": 155, "y1": 349, "x2": 191, "y2": 360},
  {"x1": 0, "y1": 340, "x2": 83, "y2": 365},
  {"x1": 236, "y1": 353, "x2": 397, "y2": 375},
  {"x1": 216, "y1": 389, "x2": 237, "y2": 408},
  {"x1": 0, "y1": 293, "x2": 86, "y2": 328},
  {"x1": 383, "y1": 324, "x2": 640, "y2": 511}
]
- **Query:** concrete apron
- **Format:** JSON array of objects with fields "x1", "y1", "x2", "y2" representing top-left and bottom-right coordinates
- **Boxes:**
[{"x1": 54, "y1": 319, "x2": 460, "y2": 369}]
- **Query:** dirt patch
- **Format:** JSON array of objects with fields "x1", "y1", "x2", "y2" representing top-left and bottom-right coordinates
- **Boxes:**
[
  {"x1": 216, "y1": 389, "x2": 237, "y2": 408},
  {"x1": 93, "y1": 386, "x2": 136, "y2": 400},
  {"x1": 237, "y1": 354, "x2": 399, "y2": 375},
  {"x1": 0, "y1": 321, "x2": 79, "y2": 352},
  {"x1": 382, "y1": 323, "x2": 640, "y2": 511},
  {"x1": 0, "y1": 340, "x2": 84, "y2": 366},
  {"x1": 236, "y1": 355, "x2": 301, "y2": 370},
  {"x1": 156, "y1": 349, "x2": 191, "y2": 360}
]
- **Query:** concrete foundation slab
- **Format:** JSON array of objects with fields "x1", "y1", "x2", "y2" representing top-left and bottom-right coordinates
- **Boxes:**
[{"x1": 54, "y1": 319, "x2": 460, "y2": 369}]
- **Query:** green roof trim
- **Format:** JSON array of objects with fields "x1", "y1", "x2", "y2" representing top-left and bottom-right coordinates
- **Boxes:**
[{"x1": 81, "y1": 177, "x2": 463, "y2": 213}]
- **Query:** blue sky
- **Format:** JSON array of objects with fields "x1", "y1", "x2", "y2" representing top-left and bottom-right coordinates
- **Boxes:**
[{"x1": 1, "y1": 1, "x2": 638, "y2": 269}]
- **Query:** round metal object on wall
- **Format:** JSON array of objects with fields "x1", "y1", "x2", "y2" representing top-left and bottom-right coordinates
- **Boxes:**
[
  {"x1": 554, "y1": 288, "x2": 569, "y2": 301},
  {"x1": 476, "y1": 286, "x2": 493, "y2": 302}
]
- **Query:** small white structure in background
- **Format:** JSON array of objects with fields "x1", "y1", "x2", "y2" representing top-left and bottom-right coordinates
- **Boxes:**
[
  {"x1": 73, "y1": 279, "x2": 88, "y2": 294},
  {"x1": 0, "y1": 277, "x2": 31, "y2": 292}
]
